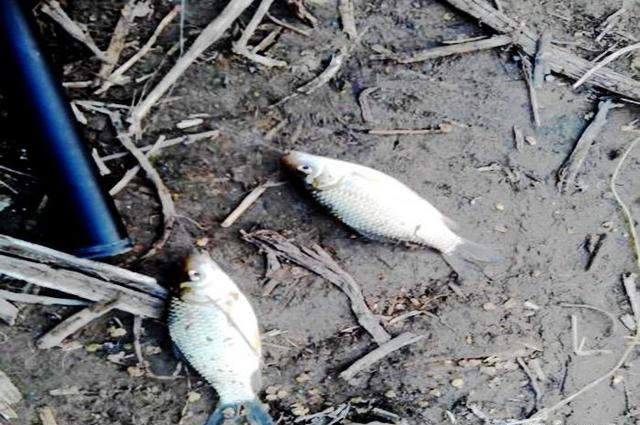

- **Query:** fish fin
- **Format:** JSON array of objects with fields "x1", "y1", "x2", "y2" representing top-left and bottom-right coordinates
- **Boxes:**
[
  {"x1": 206, "y1": 400, "x2": 274, "y2": 425},
  {"x1": 442, "y1": 239, "x2": 502, "y2": 283}
]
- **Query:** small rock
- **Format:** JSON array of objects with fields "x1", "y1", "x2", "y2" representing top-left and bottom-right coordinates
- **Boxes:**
[
  {"x1": 290, "y1": 403, "x2": 309, "y2": 416},
  {"x1": 276, "y1": 389, "x2": 288, "y2": 399},
  {"x1": 187, "y1": 391, "x2": 202, "y2": 402},
  {"x1": 525, "y1": 135, "x2": 537, "y2": 146},
  {"x1": 482, "y1": 302, "x2": 497, "y2": 311},
  {"x1": 443, "y1": 12, "x2": 453, "y2": 20},
  {"x1": 494, "y1": 202, "x2": 505, "y2": 211},
  {"x1": 107, "y1": 326, "x2": 127, "y2": 338},
  {"x1": 195, "y1": 237, "x2": 209, "y2": 247},
  {"x1": 523, "y1": 301, "x2": 540, "y2": 310},
  {"x1": 450, "y1": 378, "x2": 464, "y2": 389},
  {"x1": 295, "y1": 372, "x2": 311, "y2": 383},
  {"x1": 385, "y1": 389, "x2": 397, "y2": 399},
  {"x1": 428, "y1": 388, "x2": 441, "y2": 397},
  {"x1": 126, "y1": 365, "x2": 145, "y2": 377},
  {"x1": 265, "y1": 386, "x2": 279, "y2": 395},
  {"x1": 494, "y1": 224, "x2": 508, "y2": 233},
  {"x1": 612, "y1": 375, "x2": 624, "y2": 386},
  {"x1": 144, "y1": 345, "x2": 162, "y2": 356},
  {"x1": 503, "y1": 298, "x2": 517, "y2": 309}
]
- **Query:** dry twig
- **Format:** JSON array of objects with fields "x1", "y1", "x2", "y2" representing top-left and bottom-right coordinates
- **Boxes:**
[
  {"x1": 97, "y1": 6, "x2": 180, "y2": 94},
  {"x1": 573, "y1": 42, "x2": 640, "y2": 89},
  {"x1": 596, "y1": 8, "x2": 627, "y2": 43},
  {"x1": 0, "y1": 369, "x2": 22, "y2": 421},
  {"x1": 0, "y1": 234, "x2": 166, "y2": 298},
  {"x1": 38, "y1": 297, "x2": 123, "y2": 349},
  {"x1": 242, "y1": 230, "x2": 391, "y2": 344},
  {"x1": 232, "y1": 0, "x2": 287, "y2": 67},
  {"x1": 532, "y1": 31, "x2": 552, "y2": 88},
  {"x1": 107, "y1": 111, "x2": 177, "y2": 259},
  {"x1": 0, "y1": 297, "x2": 18, "y2": 326},
  {"x1": 368, "y1": 123, "x2": 453, "y2": 135},
  {"x1": 372, "y1": 34, "x2": 512, "y2": 63},
  {"x1": 129, "y1": 0, "x2": 254, "y2": 133},
  {"x1": 109, "y1": 135, "x2": 166, "y2": 196},
  {"x1": 560, "y1": 303, "x2": 616, "y2": 335},
  {"x1": 358, "y1": 87, "x2": 379, "y2": 123},
  {"x1": 520, "y1": 54, "x2": 540, "y2": 127},
  {"x1": 516, "y1": 357, "x2": 542, "y2": 408},
  {"x1": 557, "y1": 99, "x2": 620, "y2": 192},
  {"x1": 221, "y1": 180, "x2": 285, "y2": 227},
  {"x1": 340, "y1": 332, "x2": 424, "y2": 381},
  {"x1": 40, "y1": 0, "x2": 107, "y2": 61},
  {"x1": 0, "y1": 253, "x2": 163, "y2": 318},
  {"x1": 339, "y1": 0, "x2": 357, "y2": 39},
  {"x1": 441, "y1": 0, "x2": 640, "y2": 101},
  {"x1": 0, "y1": 289, "x2": 89, "y2": 307}
]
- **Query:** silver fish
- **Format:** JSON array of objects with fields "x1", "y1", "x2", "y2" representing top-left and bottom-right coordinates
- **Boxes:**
[
  {"x1": 168, "y1": 251, "x2": 273, "y2": 425},
  {"x1": 282, "y1": 151, "x2": 501, "y2": 273}
]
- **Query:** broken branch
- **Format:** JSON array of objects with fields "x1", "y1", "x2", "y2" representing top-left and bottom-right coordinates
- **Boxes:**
[
  {"x1": 37, "y1": 297, "x2": 123, "y2": 349},
  {"x1": 0, "y1": 369, "x2": 22, "y2": 421},
  {"x1": 221, "y1": 180, "x2": 285, "y2": 227},
  {"x1": 556, "y1": 99, "x2": 620, "y2": 192},
  {"x1": 242, "y1": 230, "x2": 391, "y2": 344},
  {"x1": 373, "y1": 34, "x2": 512, "y2": 63},
  {"x1": 340, "y1": 332, "x2": 424, "y2": 381},
  {"x1": 441, "y1": 0, "x2": 640, "y2": 101},
  {"x1": 232, "y1": 0, "x2": 287, "y2": 67},
  {"x1": 338, "y1": 0, "x2": 357, "y2": 39}
]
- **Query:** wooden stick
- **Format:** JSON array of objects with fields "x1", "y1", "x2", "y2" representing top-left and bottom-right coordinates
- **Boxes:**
[
  {"x1": 252, "y1": 27, "x2": 283, "y2": 53},
  {"x1": 100, "y1": 130, "x2": 219, "y2": 163},
  {"x1": 516, "y1": 357, "x2": 542, "y2": 408},
  {"x1": 0, "y1": 297, "x2": 18, "y2": 326},
  {"x1": 0, "y1": 234, "x2": 166, "y2": 299},
  {"x1": 358, "y1": 87, "x2": 379, "y2": 123},
  {"x1": 221, "y1": 180, "x2": 285, "y2": 227},
  {"x1": 37, "y1": 297, "x2": 122, "y2": 349},
  {"x1": 368, "y1": 123, "x2": 453, "y2": 135},
  {"x1": 556, "y1": 99, "x2": 620, "y2": 192},
  {"x1": 231, "y1": 0, "x2": 287, "y2": 68},
  {"x1": 0, "y1": 289, "x2": 89, "y2": 307},
  {"x1": 266, "y1": 13, "x2": 311, "y2": 36},
  {"x1": 596, "y1": 8, "x2": 626, "y2": 42},
  {"x1": 0, "y1": 254, "x2": 164, "y2": 318},
  {"x1": 520, "y1": 55, "x2": 540, "y2": 127},
  {"x1": 339, "y1": 0, "x2": 358, "y2": 39},
  {"x1": 441, "y1": 0, "x2": 640, "y2": 101},
  {"x1": 373, "y1": 34, "x2": 512, "y2": 64},
  {"x1": 339, "y1": 332, "x2": 424, "y2": 380},
  {"x1": 0, "y1": 369, "x2": 21, "y2": 421},
  {"x1": 533, "y1": 31, "x2": 552, "y2": 88},
  {"x1": 129, "y1": 0, "x2": 254, "y2": 133},
  {"x1": 109, "y1": 135, "x2": 166, "y2": 196},
  {"x1": 98, "y1": 0, "x2": 142, "y2": 80},
  {"x1": 108, "y1": 111, "x2": 177, "y2": 260},
  {"x1": 40, "y1": 1, "x2": 107, "y2": 62},
  {"x1": 573, "y1": 42, "x2": 640, "y2": 89},
  {"x1": 96, "y1": 6, "x2": 180, "y2": 94},
  {"x1": 242, "y1": 230, "x2": 392, "y2": 345}
]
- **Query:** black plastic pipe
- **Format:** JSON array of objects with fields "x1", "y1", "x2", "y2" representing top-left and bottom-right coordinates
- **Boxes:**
[{"x1": 0, "y1": 0, "x2": 132, "y2": 258}]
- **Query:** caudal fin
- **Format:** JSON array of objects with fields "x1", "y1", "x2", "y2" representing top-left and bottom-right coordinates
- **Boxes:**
[
  {"x1": 442, "y1": 239, "x2": 502, "y2": 283},
  {"x1": 206, "y1": 400, "x2": 273, "y2": 425}
]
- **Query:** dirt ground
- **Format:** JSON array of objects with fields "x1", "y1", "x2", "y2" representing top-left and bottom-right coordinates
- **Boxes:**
[{"x1": 2, "y1": 0, "x2": 640, "y2": 424}]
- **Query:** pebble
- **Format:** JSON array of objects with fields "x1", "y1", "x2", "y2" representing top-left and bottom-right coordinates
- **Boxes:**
[
  {"x1": 525, "y1": 135, "x2": 537, "y2": 145},
  {"x1": 187, "y1": 391, "x2": 202, "y2": 402},
  {"x1": 428, "y1": 388, "x2": 441, "y2": 397},
  {"x1": 482, "y1": 302, "x2": 497, "y2": 311},
  {"x1": 612, "y1": 375, "x2": 624, "y2": 386},
  {"x1": 384, "y1": 389, "x2": 397, "y2": 399},
  {"x1": 295, "y1": 372, "x2": 311, "y2": 383},
  {"x1": 494, "y1": 202, "x2": 505, "y2": 211},
  {"x1": 450, "y1": 378, "x2": 464, "y2": 389},
  {"x1": 126, "y1": 365, "x2": 145, "y2": 377},
  {"x1": 290, "y1": 403, "x2": 309, "y2": 416}
]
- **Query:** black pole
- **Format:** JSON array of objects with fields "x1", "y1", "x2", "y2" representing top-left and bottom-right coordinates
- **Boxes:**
[{"x1": 0, "y1": 0, "x2": 132, "y2": 258}]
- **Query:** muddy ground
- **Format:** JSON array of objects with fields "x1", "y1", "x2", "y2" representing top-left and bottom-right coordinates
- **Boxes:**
[{"x1": 1, "y1": 0, "x2": 640, "y2": 424}]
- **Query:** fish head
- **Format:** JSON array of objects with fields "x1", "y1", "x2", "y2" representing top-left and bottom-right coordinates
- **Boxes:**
[
  {"x1": 179, "y1": 250, "x2": 234, "y2": 301},
  {"x1": 282, "y1": 150, "x2": 345, "y2": 189}
]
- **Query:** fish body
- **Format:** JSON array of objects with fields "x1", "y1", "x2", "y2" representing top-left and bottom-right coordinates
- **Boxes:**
[
  {"x1": 282, "y1": 151, "x2": 501, "y2": 272},
  {"x1": 168, "y1": 251, "x2": 273, "y2": 425}
]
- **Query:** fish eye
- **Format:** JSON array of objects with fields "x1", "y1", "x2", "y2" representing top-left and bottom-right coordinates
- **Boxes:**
[
  {"x1": 298, "y1": 164, "x2": 312, "y2": 174},
  {"x1": 188, "y1": 270, "x2": 202, "y2": 281}
]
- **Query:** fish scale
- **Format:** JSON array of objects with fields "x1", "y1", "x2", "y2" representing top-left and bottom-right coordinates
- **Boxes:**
[{"x1": 169, "y1": 299, "x2": 258, "y2": 404}]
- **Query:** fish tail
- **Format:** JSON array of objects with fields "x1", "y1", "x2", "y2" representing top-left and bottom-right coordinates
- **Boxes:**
[
  {"x1": 448, "y1": 238, "x2": 502, "y2": 264},
  {"x1": 442, "y1": 238, "x2": 502, "y2": 282},
  {"x1": 206, "y1": 400, "x2": 274, "y2": 425}
]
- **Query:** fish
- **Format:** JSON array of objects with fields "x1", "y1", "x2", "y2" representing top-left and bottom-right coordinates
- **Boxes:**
[
  {"x1": 282, "y1": 150, "x2": 501, "y2": 276},
  {"x1": 168, "y1": 251, "x2": 273, "y2": 425}
]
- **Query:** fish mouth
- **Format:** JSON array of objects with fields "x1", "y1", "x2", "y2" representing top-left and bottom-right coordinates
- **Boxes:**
[{"x1": 281, "y1": 150, "x2": 305, "y2": 171}]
